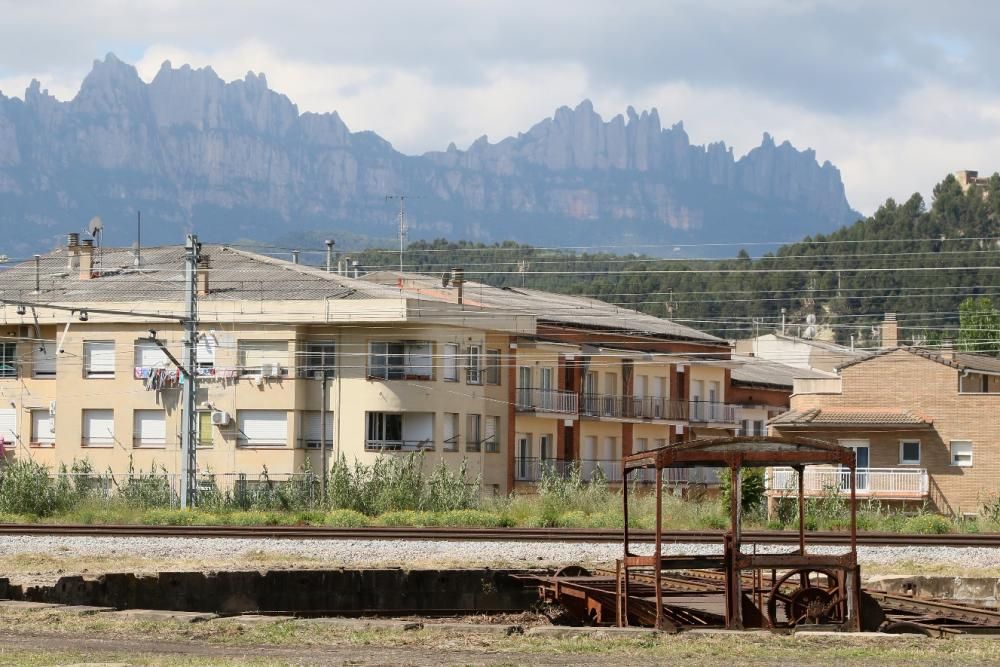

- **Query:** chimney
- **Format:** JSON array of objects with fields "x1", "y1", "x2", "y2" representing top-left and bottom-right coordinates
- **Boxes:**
[
  {"x1": 78, "y1": 239, "x2": 94, "y2": 280},
  {"x1": 940, "y1": 340, "x2": 954, "y2": 361},
  {"x1": 325, "y1": 239, "x2": 334, "y2": 273},
  {"x1": 197, "y1": 255, "x2": 210, "y2": 296},
  {"x1": 452, "y1": 267, "x2": 465, "y2": 305},
  {"x1": 881, "y1": 312, "x2": 898, "y2": 349},
  {"x1": 66, "y1": 233, "x2": 80, "y2": 271}
]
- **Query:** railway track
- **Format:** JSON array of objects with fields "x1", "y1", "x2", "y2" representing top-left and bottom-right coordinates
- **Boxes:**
[{"x1": 0, "y1": 523, "x2": 998, "y2": 546}]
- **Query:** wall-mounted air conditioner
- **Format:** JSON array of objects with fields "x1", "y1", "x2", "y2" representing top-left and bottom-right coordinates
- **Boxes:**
[
  {"x1": 211, "y1": 410, "x2": 231, "y2": 426},
  {"x1": 262, "y1": 363, "x2": 283, "y2": 378}
]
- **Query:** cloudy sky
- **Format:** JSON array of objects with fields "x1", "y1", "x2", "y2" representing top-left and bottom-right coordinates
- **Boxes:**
[{"x1": 0, "y1": 0, "x2": 995, "y2": 214}]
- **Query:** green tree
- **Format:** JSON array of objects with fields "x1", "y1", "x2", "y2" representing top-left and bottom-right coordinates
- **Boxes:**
[{"x1": 958, "y1": 297, "x2": 1000, "y2": 356}]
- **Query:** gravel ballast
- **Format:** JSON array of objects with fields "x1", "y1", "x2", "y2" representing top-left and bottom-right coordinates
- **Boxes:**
[{"x1": 3, "y1": 535, "x2": 1000, "y2": 573}]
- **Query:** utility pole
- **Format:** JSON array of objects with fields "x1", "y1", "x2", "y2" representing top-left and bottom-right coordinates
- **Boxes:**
[
  {"x1": 180, "y1": 234, "x2": 200, "y2": 509},
  {"x1": 386, "y1": 195, "x2": 421, "y2": 273},
  {"x1": 320, "y1": 374, "x2": 328, "y2": 503}
]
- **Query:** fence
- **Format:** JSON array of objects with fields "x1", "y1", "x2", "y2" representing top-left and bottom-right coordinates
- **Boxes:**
[
  {"x1": 515, "y1": 387, "x2": 579, "y2": 414},
  {"x1": 767, "y1": 466, "x2": 929, "y2": 499}
]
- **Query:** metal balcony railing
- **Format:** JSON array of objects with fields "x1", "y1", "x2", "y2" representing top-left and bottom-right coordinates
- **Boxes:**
[
  {"x1": 513, "y1": 457, "x2": 721, "y2": 485},
  {"x1": 515, "y1": 387, "x2": 579, "y2": 414},
  {"x1": 364, "y1": 439, "x2": 434, "y2": 452},
  {"x1": 580, "y1": 394, "x2": 688, "y2": 420},
  {"x1": 766, "y1": 466, "x2": 929, "y2": 498},
  {"x1": 688, "y1": 400, "x2": 738, "y2": 423}
]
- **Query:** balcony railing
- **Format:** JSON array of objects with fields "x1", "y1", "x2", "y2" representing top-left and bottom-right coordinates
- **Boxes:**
[
  {"x1": 688, "y1": 400, "x2": 738, "y2": 424},
  {"x1": 766, "y1": 466, "x2": 929, "y2": 499},
  {"x1": 513, "y1": 457, "x2": 720, "y2": 485},
  {"x1": 364, "y1": 439, "x2": 434, "y2": 452},
  {"x1": 580, "y1": 394, "x2": 688, "y2": 420},
  {"x1": 515, "y1": 387, "x2": 578, "y2": 414}
]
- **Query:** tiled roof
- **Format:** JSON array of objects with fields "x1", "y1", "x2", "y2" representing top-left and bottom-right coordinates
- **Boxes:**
[
  {"x1": 730, "y1": 355, "x2": 834, "y2": 388},
  {"x1": 769, "y1": 407, "x2": 932, "y2": 426},
  {"x1": 361, "y1": 271, "x2": 725, "y2": 344},
  {"x1": 837, "y1": 346, "x2": 1000, "y2": 375},
  {"x1": 0, "y1": 245, "x2": 413, "y2": 303}
]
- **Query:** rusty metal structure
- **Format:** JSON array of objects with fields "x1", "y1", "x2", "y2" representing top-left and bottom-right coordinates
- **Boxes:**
[{"x1": 536, "y1": 436, "x2": 866, "y2": 631}]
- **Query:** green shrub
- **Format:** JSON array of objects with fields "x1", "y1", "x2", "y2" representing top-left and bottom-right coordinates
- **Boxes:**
[
  {"x1": 902, "y1": 514, "x2": 953, "y2": 535},
  {"x1": 323, "y1": 509, "x2": 369, "y2": 527},
  {"x1": 435, "y1": 509, "x2": 503, "y2": 527},
  {"x1": 719, "y1": 468, "x2": 766, "y2": 514},
  {"x1": 377, "y1": 510, "x2": 436, "y2": 526}
]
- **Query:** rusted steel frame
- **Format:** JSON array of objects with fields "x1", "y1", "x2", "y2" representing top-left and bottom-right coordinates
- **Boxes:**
[
  {"x1": 655, "y1": 465, "x2": 664, "y2": 629},
  {"x1": 871, "y1": 592, "x2": 1000, "y2": 625},
  {"x1": 795, "y1": 464, "x2": 805, "y2": 556},
  {"x1": 616, "y1": 559, "x2": 623, "y2": 627},
  {"x1": 736, "y1": 554, "x2": 857, "y2": 569},
  {"x1": 621, "y1": 462, "x2": 631, "y2": 627}
]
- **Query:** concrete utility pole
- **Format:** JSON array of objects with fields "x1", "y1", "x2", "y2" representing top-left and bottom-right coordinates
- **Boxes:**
[
  {"x1": 320, "y1": 374, "x2": 328, "y2": 503},
  {"x1": 180, "y1": 234, "x2": 200, "y2": 509}
]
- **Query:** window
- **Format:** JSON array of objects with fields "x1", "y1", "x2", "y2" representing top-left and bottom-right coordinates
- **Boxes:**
[
  {"x1": 899, "y1": 439, "x2": 921, "y2": 465},
  {"x1": 485, "y1": 416, "x2": 500, "y2": 453},
  {"x1": 197, "y1": 412, "x2": 213, "y2": 448},
  {"x1": 485, "y1": 349, "x2": 501, "y2": 385},
  {"x1": 196, "y1": 335, "x2": 217, "y2": 370},
  {"x1": 443, "y1": 412, "x2": 460, "y2": 452},
  {"x1": 754, "y1": 420, "x2": 765, "y2": 436},
  {"x1": 300, "y1": 411, "x2": 334, "y2": 448},
  {"x1": 653, "y1": 438, "x2": 667, "y2": 449},
  {"x1": 133, "y1": 410, "x2": 166, "y2": 448},
  {"x1": 466, "y1": 413, "x2": 482, "y2": 452},
  {"x1": 635, "y1": 438, "x2": 648, "y2": 453},
  {"x1": 466, "y1": 345, "x2": 482, "y2": 384},
  {"x1": 134, "y1": 340, "x2": 169, "y2": 368},
  {"x1": 539, "y1": 434, "x2": 552, "y2": 461},
  {"x1": 238, "y1": 341, "x2": 288, "y2": 376},
  {"x1": 31, "y1": 410, "x2": 55, "y2": 447},
  {"x1": 443, "y1": 343, "x2": 459, "y2": 382},
  {"x1": 82, "y1": 409, "x2": 114, "y2": 447},
  {"x1": 366, "y1": 412, "x2": 403, "y2": 450},
  {"x1": 951, "y1": 440, "x2": 973, "y2": 467},
  {"x1": 368, "y1": 341, "x2": 432, "y2": 380},
  {"x1": 0, "y1": 342, "x2": 16, "y2": 379},
  {"x1": 237, "y1": 410, "x2": 288, "y2": 447},
  {"x1": 300, "y1": 342, "x2": 336, "y2": 379},
  {"x1": 83, "y1": 341, "x2": 115, "y2": 378},
  {"x1": 32, "y1": 343, "x2": 56, "y2": 378}
]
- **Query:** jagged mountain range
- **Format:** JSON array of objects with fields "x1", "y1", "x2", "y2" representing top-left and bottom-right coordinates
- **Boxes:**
[{"x1": 0, "y1": 53, "x2": 858, "y2": 255}]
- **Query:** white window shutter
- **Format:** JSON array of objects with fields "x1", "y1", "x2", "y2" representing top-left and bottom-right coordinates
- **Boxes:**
[
  {"x1": 238, "y1": 410, "x2": 287, "y2": 446},
  {"x1": 135, "y1": 341, "x2": 169, "y2": 367}
]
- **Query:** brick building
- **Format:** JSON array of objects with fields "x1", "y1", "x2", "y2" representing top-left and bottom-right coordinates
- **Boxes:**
[{"x1": 769, "y1": 347, "x2": 1000, "y2": 515}]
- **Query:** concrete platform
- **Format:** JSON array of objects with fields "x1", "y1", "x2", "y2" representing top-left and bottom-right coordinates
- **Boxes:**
[
  {"x1": 213, "y1": 614, "x2": 295, "y2": 624},
  {"x1": 526, "y1": 626, "x2": 664, "y2": 638},
  {"x1": 54, "y1": 605, "x2": 116, "y2": 615},
  {"x1": 0, "y1": 600, "x2": 62, "y2": 610},
  {"x1": 108, "y1": 609, "x2": 217, "y2": 623}
]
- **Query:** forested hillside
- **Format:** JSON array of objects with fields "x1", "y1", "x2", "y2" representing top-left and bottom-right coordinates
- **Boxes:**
[{"x1": 353, "y1": 173, "x2": 1000, "y2": 344}]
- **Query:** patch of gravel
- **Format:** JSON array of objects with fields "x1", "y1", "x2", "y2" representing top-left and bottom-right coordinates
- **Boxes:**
[{"x1": 2, "y1": 535, "x2": 1000, "y2": 573}]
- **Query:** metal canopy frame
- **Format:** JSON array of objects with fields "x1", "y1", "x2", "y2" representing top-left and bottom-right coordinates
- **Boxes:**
[{"x1": 620, "y1": 435, "x2": 861, "y2": 631}]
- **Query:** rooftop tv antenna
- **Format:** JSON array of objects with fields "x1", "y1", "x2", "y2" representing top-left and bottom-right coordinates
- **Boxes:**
[
  {"x1": 88, "y1": 216, "x2": 104, "y2": 273},
  {"x1": 386, "y1": 195, "x2": 421, "y2": 273}
]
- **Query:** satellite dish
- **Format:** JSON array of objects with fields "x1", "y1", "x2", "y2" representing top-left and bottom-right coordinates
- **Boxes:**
[
  {"x1": 803, "y1": 325, "x2": 817, "y2": 339},
  {"x1": 88, "y1": 216, "x2": 104, "y2": 236},
  {"x1": 805, "y1": 313, "x2": 817, "y2": 325}
]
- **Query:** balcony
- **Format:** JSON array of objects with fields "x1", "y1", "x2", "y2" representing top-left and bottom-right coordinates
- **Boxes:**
[
  {"x1": 766, "y1": 466, "x2": 929, "y2": 500},
  {"x1": 515, "y1": 387, "x2": 578, "y2": 415},
  {"x1": 688, "y1": 400, "x2": 738, "y2": 424},
  {"x1": 513, "y1": 457, "x2": 721, "y2": 486},
  {"x1": 580, "y1": 394, "x2": 688, "y2": 421},
  {"x1": 364, "y1": 439, "x2": 434, "y2": 453}
]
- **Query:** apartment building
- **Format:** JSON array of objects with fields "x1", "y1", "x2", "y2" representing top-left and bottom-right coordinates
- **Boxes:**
[
  {"x1": 768, "y1": 346, "x2": 1000, "y2": 515},
  {"x1": 360, "y1": 273, "x2": 739, "y2": 489},
  {"x1": 0, "y1": 240, "x2": 530, "y2": 493},
  {"x1": 729, "y1": 355, "x2": 834, "y2": 437}
]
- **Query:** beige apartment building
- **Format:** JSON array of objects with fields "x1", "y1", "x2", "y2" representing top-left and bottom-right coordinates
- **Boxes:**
[
  {"x1": 0, "y1": 238, "x2": 744, "y2": 496},
  {"x1": 769, "y1": 346, "x2": 1000, "y2": 515},
  {"x1": 0, "y1": 241, "x2": 528, "y2": 493}
]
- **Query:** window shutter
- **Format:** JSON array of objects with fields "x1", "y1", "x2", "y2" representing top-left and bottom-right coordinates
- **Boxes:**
[
  {"x1": 33, "y1": 343, "x2": 57, "y2": 376},
  {"x1": 444, "y1": 344, "x2": 458, "y2": 381},
  {"x1": 302, "y1": 411, "x2": 334, "y2": 445},
  {"x1": 31, "y1": 411, "x2": 55, "y2": 444},
  {"x1": 0, "y1": 408, "x2": 16, "y2": 443},
  {"x1": 196, "y1": 337, "x2": 217, "y2": 364},
  {"x1": 238, "y1": 410, "x2": 287, "y2": 446},
  {"x1": 198, "y1": 412, "x2": 213, "y2": 446},
  {"x1": 133, "y1": 410, "x2": 166, "y2": 445},
  {"x1": 135, "y1": 341, "x2": 169, "y2": 367},
  {"x1": 239, "y1": 342, "x2": 288, "y2": 369},
  {"x1": 85, "y1": 342, "x2": 116, "y2": 375},
  {"x1": 83, "y1": 410, "x2": 114, "y2": 446},
  {"x1": 405, "y1": 342, "x2": 432, "y2": 378}
]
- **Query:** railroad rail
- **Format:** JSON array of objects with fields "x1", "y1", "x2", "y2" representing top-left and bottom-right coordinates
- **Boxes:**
[{"x1": 0, "y1": 523, "x2": 999, "y2": 546}]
